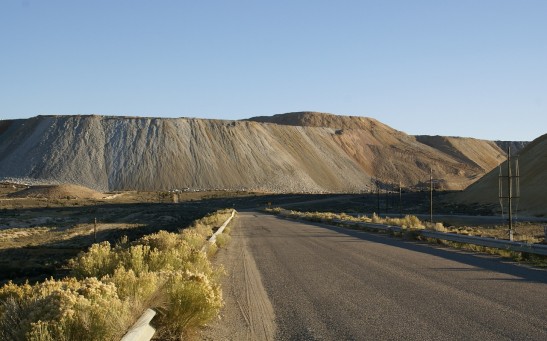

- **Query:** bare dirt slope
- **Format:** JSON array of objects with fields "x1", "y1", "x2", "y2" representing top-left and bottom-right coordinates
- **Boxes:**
[
  {"x1": 0, "y1": 112, "x2": 516, "y2": 192},
  {"x1": 0, "y1": 115, "x2": 368, "y2": 193},
  {"x1": 250, "y1": 112, "x2": 509, "y2": 189},
  {"x1": 7, "y1": 184, "x2": 104, "y2": 200},
  {"x1": 451, "y1": 133, "x2": 547, "y2": 217}
]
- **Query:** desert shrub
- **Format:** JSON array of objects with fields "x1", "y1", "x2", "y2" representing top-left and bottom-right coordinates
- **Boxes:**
[
  {"x1": 182, "y1": 229, "x2": 207, "y2": 251},
  {"x1": 280, "y1": 209, "x2": 427, "y2": 230},
  {"x1": 70, "y1": 242, "x2": 119, "y2": 278},
  {"x1": 268, "y1": 207, "x2": 282, "y2": 214},
  {"x1": 194, "y1": 209, "x2": 232, "y2": 232},
  {"x1": 215, "y1": 233, "x2": 231, "y2": 248},
  {"x1": 139, "y1": 230, "x2": 179, "y2": 250},
  {"x1": 371, "y1": 213, "x2": 380, "y2": 224},
  {"x1": 102, "y1": 268, "x2": 160, "y2": 303},
  {"x1": 118, "y1": 244, "x2": 151, "y2": 275},
  {"x1": 204, "y1": 241, "x2": 219, "y2": 258},
  {"x1": 0, "y1": 277, "x2": 131, "y2": 341},
  {"x1": 0, "y1": 209, "x2": 236, "y2": 340},
  {"x1": 156, "y1": 270, "x2": 223, "y2": 339},
  {"x1": 433, "y1": 222, "x2": 448, "y2": 232},
  {"x1": 402, "y1": 215, "x2": 424, "y2": 229}
]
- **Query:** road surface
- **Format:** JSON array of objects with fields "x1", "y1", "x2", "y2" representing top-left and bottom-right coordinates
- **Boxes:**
[{"x1": 202, "y1": 212, "x2": 547, "y2": 340}]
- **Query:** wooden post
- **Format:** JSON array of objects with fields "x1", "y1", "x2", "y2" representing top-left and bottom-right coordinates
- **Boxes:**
[{"x1": 94, "y1": 217, "x2": 97, "y2": 242}]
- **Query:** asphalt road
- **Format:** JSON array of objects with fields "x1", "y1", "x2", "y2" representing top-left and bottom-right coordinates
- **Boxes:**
[{"x1": 205, "y1": 211, "x2": 547, "y2": 340}]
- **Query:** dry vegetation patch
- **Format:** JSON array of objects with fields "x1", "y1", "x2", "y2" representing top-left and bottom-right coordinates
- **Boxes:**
[
  {"x1": 7, "y1": 184, "x2": 105, "y2": 200},
  {"x1": 0, "y1": 209, "x2": 235, "y2": 340}
]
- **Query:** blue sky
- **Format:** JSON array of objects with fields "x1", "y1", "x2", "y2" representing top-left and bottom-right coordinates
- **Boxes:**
[{"x1": 1, "y1": 0, "x2": 545, "y2": 141}]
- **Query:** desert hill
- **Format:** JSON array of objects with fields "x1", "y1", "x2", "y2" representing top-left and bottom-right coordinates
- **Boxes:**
[
  {"x1": 451, "y1": 133, "x2": 547, "y2": 216},
  {"x1": 250, "y1": 112, "x2": 509, "y2": 189},
  {"x1": 0, "y1": 113, "x2": 519, "y2": 192},
  {"x1": 0, "y1": 115, "x2": 369, "y2": 192},
  {"x1": 8, "y1": 184, "x2": 104, "y2": 200}
]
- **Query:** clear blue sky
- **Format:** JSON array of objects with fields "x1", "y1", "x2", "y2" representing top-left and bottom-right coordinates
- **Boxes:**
[{"x1": 1, "y1": 0, "x2": 545, "y2": 141}]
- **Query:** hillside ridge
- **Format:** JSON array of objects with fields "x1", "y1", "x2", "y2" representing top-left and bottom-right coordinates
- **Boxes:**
[{"x1": 0, "y1": 113, "x2": 525, "y2": 193}]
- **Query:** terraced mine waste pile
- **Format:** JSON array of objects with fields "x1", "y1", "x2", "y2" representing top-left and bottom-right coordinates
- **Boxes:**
[
  {"x1": 450, "y1": 133, "x2": 547, "y2": 217},
  {"x1": 0, "y1": 112, "x2": 525, "y2": 194}
]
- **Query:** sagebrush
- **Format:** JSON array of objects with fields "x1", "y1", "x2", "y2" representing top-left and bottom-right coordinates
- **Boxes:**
[{"x1": 0, "y1": 209, "x2": 234, "y2": 340}]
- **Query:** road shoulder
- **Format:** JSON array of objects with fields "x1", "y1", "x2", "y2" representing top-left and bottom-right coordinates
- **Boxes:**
[{"x1": 199, "y1": 214, "x2": 276, "y2": 340}]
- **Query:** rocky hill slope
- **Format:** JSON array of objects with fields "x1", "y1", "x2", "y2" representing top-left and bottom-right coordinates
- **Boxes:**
[
  {"x1": 451, "y1": 133, "x2": 547, "y2": 217},
  {"x1": 249, "y1": 112, "x2": 509, "y2": 190},
  {"x1": 0, "y1": 113, "x2": 518, "y2": 193}
]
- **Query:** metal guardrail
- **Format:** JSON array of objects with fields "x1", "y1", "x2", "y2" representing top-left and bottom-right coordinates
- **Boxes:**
[
  {"x1": 419, "y1": 230, "x2": 547, "y2": 256},
  {"x1": 120, "y1": 210, "x2": 237, "y2": 341},
  {"x1": 278, "y1": 211, "x2": 547, "y2": 256},
  {"x1": 120, "y1": 309, "x2": 156, "y2": 341},
  {"x1": 208, "y1": 210, "x2": 236, "y2": 245}
]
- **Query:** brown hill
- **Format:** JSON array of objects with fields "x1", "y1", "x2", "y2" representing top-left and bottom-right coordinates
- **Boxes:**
[
  {"x1": 249, "y1": 112, "x2": 508, "y2": 190},
  {"x1": 451, "y1": 133, "x2": 547, "y2": 217},
  {"x1": 8, "y1": 184, "x2": 104, "y2": 200},
  {"x1": 0, "y1": 113, "x2": 516, "y2": 193}
]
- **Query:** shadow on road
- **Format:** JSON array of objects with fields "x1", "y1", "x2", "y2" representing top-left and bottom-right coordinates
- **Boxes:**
[{"x1": 272, "y1": 215, "x2": 547, "y2": 284}]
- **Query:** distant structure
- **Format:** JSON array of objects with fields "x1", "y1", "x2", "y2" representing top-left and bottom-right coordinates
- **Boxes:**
[{"x1": 499, "y1": 147, "x2": 520, "y2": 241}]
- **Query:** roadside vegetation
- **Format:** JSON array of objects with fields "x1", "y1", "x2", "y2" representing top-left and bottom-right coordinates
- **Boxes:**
[
  {"x1": 265, "y1": 208, "x2": 546, "y2": 267},
  {"x1": 266, "y1": 208, "x2": 425, "y2": 229},
  {"x1": 0, "y1": 209, "x2": 234, "y2": 340}
]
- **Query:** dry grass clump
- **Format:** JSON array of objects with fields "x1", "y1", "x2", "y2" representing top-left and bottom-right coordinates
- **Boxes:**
[
  {"x1": 0, "y1": 277, "x2": 130, "y2": 341},
  {"x1": 156, "y1": 270, "x2": 223, "y2": 339},
  {"x1": 266, "y1": 208, "x2": 425, "y2": 229},
  {"x1": 0, "y1": 209, "x2": 234, "y2": 340},
  {"x1": 215, "y1": 233, "x2": 231, "y2": 248},
  {"x1": 373, "y1": 213, "x2": 425, "y2": 229}
]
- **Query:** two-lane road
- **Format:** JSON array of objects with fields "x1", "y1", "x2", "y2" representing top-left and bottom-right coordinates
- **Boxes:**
[{"x1": 203, "y1": 212, "x2": 547, "y2": 340}]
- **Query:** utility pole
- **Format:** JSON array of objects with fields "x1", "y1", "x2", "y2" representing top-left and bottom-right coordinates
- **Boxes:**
[
  {"x1": 385, "y1": 186, "x2": 389, "y2": 214},
  {"x1": 499, "y1": 147, "x2": 520, "y2": 241},
  {"x1": 376, "y1": 179, "x2": 380, "y2": 214},
  {"x1": 508, "y1": 148, "x2": 513, "y2": 240},
  {"x1": 430, "y1": 168, "x2": 433, "y2": 224},
  {"x1": 399, "y1": 181, "x2": 402, "y2": 218}
]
